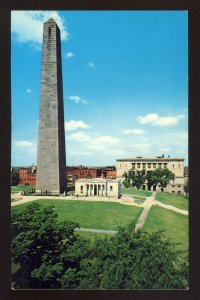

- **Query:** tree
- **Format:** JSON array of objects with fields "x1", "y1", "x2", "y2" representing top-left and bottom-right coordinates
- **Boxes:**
[
  {"x1": 12, "y1": 203, "x2": 81, "y2": 288},
  {"x1": 12, "y1": 203, "x2": 188, "y2": 289},
  {"x1": 11, "y1": 169, "x2": 19, "y2": 186},
  {"x1": 122, "y1": 171, "x2": 131, "y2": 188},
  {"x1": 131, "y1": 169, "x2": 146, "y2": 190},
  {"x1": 145, "y1": 170, "x2": 159, "y2": 190},
  {"x1": 146, "y1": 168, "x2": 175, "y2": 192},
  {"x1": 154, "y1": 168, "x2": 175, "y2": 192},
  {"x1": 78, "y1": 223, "x2": 188, "y2": 289},
  {"x1": 123, "y1": 168, "x2": 146, "y2": 190}
]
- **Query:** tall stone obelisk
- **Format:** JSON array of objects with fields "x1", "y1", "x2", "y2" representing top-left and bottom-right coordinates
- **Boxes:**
[{"x1": 36, "y1": 18, "x2": 66, "y2": 195}]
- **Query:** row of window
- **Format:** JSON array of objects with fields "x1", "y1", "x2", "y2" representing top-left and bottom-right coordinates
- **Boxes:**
[
  {"x1": 80, "y1": 185, "x2": 113, "y2": 193},
  {"x1": 120, "y1": 163, "x2": 181, "y2": 169}
]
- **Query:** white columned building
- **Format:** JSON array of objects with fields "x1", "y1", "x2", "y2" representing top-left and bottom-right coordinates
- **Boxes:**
[{"x1": 75, "y1": 178, "x2": 121, "y2": 198}]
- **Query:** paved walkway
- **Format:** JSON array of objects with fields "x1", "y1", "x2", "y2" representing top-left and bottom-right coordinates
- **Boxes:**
[
  {"x1": 76, "y1": 227, "x2": 117, "y2": 234},
  {"x1": 154, "y1": 200, "x2": 188, "y2": 215},
  {"x1": 134, "y1": 192, "x2": 156, "y2": 232},
  {"x1": 11, "y1": 193, "x2": 144, "y2": 207},
  {"x1": 11, "y1": 191, "x2": 188, "y2": 233}
]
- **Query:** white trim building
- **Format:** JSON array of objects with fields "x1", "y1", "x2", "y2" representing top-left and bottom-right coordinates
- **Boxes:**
[
  {"x1": 75, "y1": 178, "x2": 121, "y2": 198},
  {"x1": 116, "y1": 156, "x2": 185, "y2": 195}
]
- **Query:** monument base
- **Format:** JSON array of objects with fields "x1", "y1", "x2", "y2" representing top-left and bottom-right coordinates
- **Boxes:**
[{"x1": 35, "y1": 189, "x2": 65, "y2": 196}]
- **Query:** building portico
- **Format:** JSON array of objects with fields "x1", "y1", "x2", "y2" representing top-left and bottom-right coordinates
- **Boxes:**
[{"x1": 75, "y1": 178, "x2": 120, "y2": 198}]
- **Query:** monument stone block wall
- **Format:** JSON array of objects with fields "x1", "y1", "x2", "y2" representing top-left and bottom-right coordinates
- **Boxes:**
[{"x1": 36, "y1": 18, "x2": 66, "y2": 195}]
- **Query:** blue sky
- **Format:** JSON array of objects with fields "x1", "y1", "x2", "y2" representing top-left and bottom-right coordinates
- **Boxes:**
[{"x1": 11, "y1": 10, "x2": 188, "y2": 167}]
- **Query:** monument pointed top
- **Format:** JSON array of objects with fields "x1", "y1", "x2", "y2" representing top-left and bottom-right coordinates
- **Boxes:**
[{"x1": 45, "y1": 17, "x2": 57, "y2": 24}]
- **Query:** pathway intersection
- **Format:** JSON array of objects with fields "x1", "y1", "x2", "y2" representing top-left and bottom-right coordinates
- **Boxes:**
[{"x1": 11, "y1": 190, "x2": 188, "y2": 234}]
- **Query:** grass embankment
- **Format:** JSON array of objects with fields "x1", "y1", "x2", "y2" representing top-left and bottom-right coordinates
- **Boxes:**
[
  {"x1": 143, "y1": 206, "x2": 188, "y2": 251},
  {"x1": 121, "y1": 187, "x2": 152, "y2": 197},
  {"x1": 11, "y1": 186, "x2": 35, "y2": 194},
  {"x1": 12, "y1": 200, "x2": 143, "y2": 231},
  {"x1": 156, "y1": 192, "x2": 188, "y2": 210}
]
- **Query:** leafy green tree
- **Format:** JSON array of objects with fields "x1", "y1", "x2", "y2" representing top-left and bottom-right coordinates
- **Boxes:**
[
  {"x1": 11, "y1": 169, "x2": 19, "y2": 186},
  {"x1": 145, "y1": 170, "x2": 158, "y2": 190},
  {"x1": 153, "y1": 168, "x2": 175, "y2": 192},
  {"x1": 122, "y1": 171, "x2": 131, "y2": 188},
  {"x1": 127, "y1": 168, "x2": 146, "y2": 190},
  {"x1": 12, "y1": 203, "x2": 188, "y2": 289},
  {"x1": 78, "y1": 223, "x2": 188, "y2": 289},
  {"x1": 12, "y1": 203, "x2": 81, "y2": 288},
  {"x1": 145, "y1": 168, "x2": 175, "y2": 192}
]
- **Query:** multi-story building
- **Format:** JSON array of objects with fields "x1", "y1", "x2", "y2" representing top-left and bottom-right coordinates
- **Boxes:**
[
  {"x1": 184, "y1": 166, "x2": 189, "y2": 185},
  {"x1": 19, "y1": 166, "x2": 37, "y2": 186},
  {"x1": 116, "y1": 156, "x2": 185, "y2": 195},
  {"x1": 66, "y1": 165, "x2": 116, "y2": 186},
  {"x1": 18, "y1": 165, "x2": 116, "y2": 187}
]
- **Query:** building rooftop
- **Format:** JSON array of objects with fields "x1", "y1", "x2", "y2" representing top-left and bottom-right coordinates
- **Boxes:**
[
  {"x1": 116, "y1": 157, "x2": 184, "y2": 162},
  {"x1": 75, "y1": 178, "x2": 120, "y2": 183}
]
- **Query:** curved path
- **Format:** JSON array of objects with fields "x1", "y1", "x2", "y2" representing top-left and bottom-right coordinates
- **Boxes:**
[
  {"x1": 76, "y1": 227, "x2": 117, "y2": 234},
  {"x1": 11, "y1": 191, "x2": 188, "y2": 233}
]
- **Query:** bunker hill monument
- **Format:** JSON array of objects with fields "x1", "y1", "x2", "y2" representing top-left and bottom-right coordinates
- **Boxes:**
[{"x1": 36, "y1": 18, "x2": 66, "y2": 195}]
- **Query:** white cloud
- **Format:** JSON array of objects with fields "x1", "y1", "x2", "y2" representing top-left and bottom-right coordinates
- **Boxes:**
[
  {"x1": 65, "y1": 52, "x2": 74, "y2": 58},
  {"x1": 13, "y1": 140, "x2": 36, "y2": 148},
  {"x1": 11, "y1": 11, "x2": 68, "y2": 47},
  {"x1": 68, "y1": 95, "x2": 89, "y2": 105},
  {"x1": 95, "y1": 135, "x2": 119, "y2": 145},
  {"x1": 102, "y1": 149, "x2": 126, "y2": 155},
  {"x1": 68, "y1": 96, "x2": 81, "y2": 103},
  {"x1": 137, "y1": 113, "x2": 158, "y2": 125},
  {"x1": 67, "y1": 131, "x2": 122, "y2": 156},
  {"x1": 68, "y1": 131, "x2": 91, "y2": 142},
  {"x1": 65, "y1": 120, "x2": 90, "y2": 131},
  {"x1": 131, "y1": 143, "x2": 150, "y2": 149},
  {"x1": 123, "y1": 129, "x2": 146, "y2": 135},
  {"x1": 26, "y1": 88, "x2": 32, "y2": 94},
  {"x1": 136, "y1": 113, "x2": 185, "y2": 126},
  {"x1": 70, "y1": 151, "x2": 93, "y2": 156},
  {"x1": 158, "y1": 147, "x2": 171, "y2": 153},
  {"x1": 88, "y1": 62, "x2": 95, "y2": 68}
]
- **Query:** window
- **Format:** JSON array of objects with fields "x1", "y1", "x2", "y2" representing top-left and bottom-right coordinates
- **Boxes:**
[
  {"x1": 178, "y1": 191, "x2": 181, "y2": 195},
  {"x1": 132, "y1": 163, "x2": 135, "y2": 168},
  {"x1": 148, "y1": 163, "x2": 151, "y2": 168},
  {"x1": 178, "y1": 185, "x2": 181, "y2": 188},
  {"x1": 137, "y1": 163, "x2": 141, "y2": 168},
  {"x1": 173, "y1": 164, "x2": 174, "y2": 168},
  {"x1": 164, "y1": 163, "x2": 167, "y2": 168},
  {"x1": 153, "y1": 163, "x2": 156, "y2": 168},
  {"x1": 110, "y1": 186, "x2": 113, "y2": 192},
  {"x1": 80, "y1": 185, "x2": 83, "y2": 193},
  {"x1": 158, "y1": 163, "x2": 162, "y2": 168},
  {"x1": 172, "y1": 185, "x2": 175, "y2": 187},
  {"x1": 172, "y1": 191, "x2": 175, "y2": 193},
  {"x1": 142, "y1": 163, "x2": 146, "y2": 168},
  {"x1": 179, "y1": 164, "x2": 180, "y2": 168}
]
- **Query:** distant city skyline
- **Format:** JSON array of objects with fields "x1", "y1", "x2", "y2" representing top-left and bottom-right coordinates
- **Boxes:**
[{"x1": 11, "y1": 10, "x2": 188, "y2": 166}]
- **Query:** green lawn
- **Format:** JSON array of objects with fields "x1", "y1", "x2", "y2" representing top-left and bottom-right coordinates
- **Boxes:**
[
  {"x1": 143, "y1": 206, "x2": 188, "y2": 251},
  {"x1": 77, "y1": 231, "x2": 112, "y2": 241},
  {"x1": 121, "y1": 187, "x2": 152, "y2": 197},
  {"x1": 155, "y1": 192, "x2": 188, "y2": 210},
  {"x1": 11, "y1": 185, "x2": 35, "y2": 194},
  {"x1": 12, "y1": 199, "x2": 143, "y2": 230}
]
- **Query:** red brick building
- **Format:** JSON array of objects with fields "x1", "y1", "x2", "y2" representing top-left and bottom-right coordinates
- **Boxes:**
[
  {"x1": 18, "y1": 165, "x2": 116, "y2": 187},
  {"x1": 19, "y1": 167, "x2": 37, "y2": 186}
]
